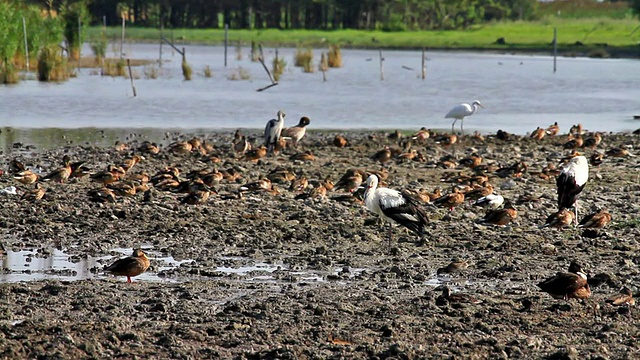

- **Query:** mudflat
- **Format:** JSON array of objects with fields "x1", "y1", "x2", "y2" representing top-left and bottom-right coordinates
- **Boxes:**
[{"x1": 1, "y1": 128, "x2": 639, "y2": 359}]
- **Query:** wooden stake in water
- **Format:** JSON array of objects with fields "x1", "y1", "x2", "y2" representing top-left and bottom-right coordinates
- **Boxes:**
[
  {"x1": 159, "y1": 25, "x2": 163, "y2": 67},
  {"x1": 379, "y1": 49, "x2": 384, "y2": 81},
  {"x1": 77, "y1": 16, "x2": 82, "y2": 70},
  {"x1": 120, "y1": 16, "x2": 125, "y2": 59},
  {"x1": 127, "y1": 59, "x2": 137, "y2": 97},
  {"x1": 224, "y1": 24, "x2": 228, "y2": 67},
  {"x1": 553, "y1": 27, "x2": 557, "y2": 74},
  {"x1": 421, "y1": 48, "x2": 426, "y2": 80},
  {"x1": 22, "y1": 17, "x2": 29, "y2": 72}
]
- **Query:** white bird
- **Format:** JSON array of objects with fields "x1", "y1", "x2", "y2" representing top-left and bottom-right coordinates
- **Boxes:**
[
  {"x1": 363, "y1": 175, "x2": 429, "y2": 249},
  {"x1": 556, "y1": 155, "x2": 589, "y2": 224},
  {"x1": 473, "y1": 194, "x2": 504, "y2": 209},
  {"x1": 264, "y1": 110, "x2": 286, "y2": 154},
  {"x1": 445, "y1": 100, "x2": 484, "y2": 135}
]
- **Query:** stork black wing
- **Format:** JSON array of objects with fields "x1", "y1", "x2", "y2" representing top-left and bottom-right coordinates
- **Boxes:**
[{"x1": 556, "y1": 173, "x2": 585, "y2": 210}]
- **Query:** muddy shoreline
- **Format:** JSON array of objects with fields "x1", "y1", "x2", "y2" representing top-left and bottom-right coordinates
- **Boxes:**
[{"x1": 1, "y1": 128, "x2": 640, "y2": 358}]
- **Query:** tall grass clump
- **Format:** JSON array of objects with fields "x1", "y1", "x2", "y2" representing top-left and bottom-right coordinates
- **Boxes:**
[
  {"x1": 294, "y1": 48, "x2": 314, "y2": 72},
  {"x1": 236, "y1": 41, "x2": 242, "y2": 60},
  {"x1": 182, "y1": 54, "x2": 192, "y2": 80},
  {"x1": 102, "y1": 59, "x2": 125, "y2": 77},
  {"x1": 60, "y1": 1, "x2": 90, "y2": 61},
  {"x1": 319, "y1": 52, "x2": 329, "y2": 72},
  {"x1": 272, "y1": 51, "x2": 286, "y2": 81},
  {"x1": 227, "y1": 67, "x2": 251, "y2": 80},
  {"x1": 37, "y1": 45, "x2": 69, "y2": 81},
  {"x1": 328, "y1": 45, "x2": 342, "y2": 68},
  {"x1": 250, "y1": 41, "x2": 259, "y2": 62},
  {"x1": 144, "y1": 65, "x2": 158, "y2": 79},
  {"x1": 90, "y1": 27, "x2": 108, "y2": 65},
  {"x1": 0, "y1": 2, "x2": 21, "y2": 83}
]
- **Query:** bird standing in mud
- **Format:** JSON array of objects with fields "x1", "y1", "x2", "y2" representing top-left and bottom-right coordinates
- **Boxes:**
[
  {"x1": 362, "y1": 175, "x2": 429, "y2": 249},
  {"x1": 264, "y1": 110, "x2": 286, "y2": 155},
  {"x1": 445, "y1": 100, "x2": 483, "y2": 135},
  {"x1": 281, "y1": 116, "x2": 310, "y2": 148},
  {"x1": 538, "y1": 261, "x2": 591, "y2": 301},
  {"x1": 104, "y1": 249, "x2": 150, "y2": 283},
  {"x1": 556, "y1": 154, "x2": 589, "y2": 224}
]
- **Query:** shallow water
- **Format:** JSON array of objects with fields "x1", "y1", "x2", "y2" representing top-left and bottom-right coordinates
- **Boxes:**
[{"x1": 1, "y1": 43, "x2": 639, "y2": 139}]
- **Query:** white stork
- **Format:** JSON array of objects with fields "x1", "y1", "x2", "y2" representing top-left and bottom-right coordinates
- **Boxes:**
[
  {"x1": 445, "y1": 100, "x2": 483, "y2": 135},
  {"x1": 363, "y1": 175, "x2": 429, "y2": 249},
  {"x1": 556, "y1": 155, "x2": 589, "y2": 224},
  {"x1": 264, "y1": 110, "x2": 286, "y2": 154}
]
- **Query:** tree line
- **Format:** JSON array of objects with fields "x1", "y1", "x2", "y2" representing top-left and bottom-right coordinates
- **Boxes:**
[{"x1": 26, "y1": 0, "x2": 545, "y2": 31}]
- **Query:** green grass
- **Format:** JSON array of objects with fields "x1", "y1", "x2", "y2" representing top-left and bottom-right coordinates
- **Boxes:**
[{"x1": 87, "y1": 17, "x2": 640, "y2": 53}]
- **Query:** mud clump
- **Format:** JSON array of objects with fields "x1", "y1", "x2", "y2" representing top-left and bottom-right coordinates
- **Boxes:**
[{"x1": 0, "y1": 129, "x2": 639, "y2": 358}]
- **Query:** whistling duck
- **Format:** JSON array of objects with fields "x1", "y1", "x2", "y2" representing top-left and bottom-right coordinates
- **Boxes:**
[
  {"x1": 290, "y1": 176, "x2": 308, "y2": 193},
  {"x1": 433, "y1": 187, "x2": 465, "y2": 211},
  {"x1": 88, "y1": 187, "x2": 117, "y2": 203},
  {"x1": 120, "y1": 155, "x2": 145, "y2": 173},
  {"x1": 138, "y1": 141, "x2": 160, "y2": 155},
  {"x1": 21, "y1": 183, "x2": 45, "y2": 202},
  {"x1": 370, "y1": 147, "x2": 392, "y2": 165},
  {"x1": 436, "y1": 260, "x2": 469, "y2": 275},
  {"x1": 243, "y1": 146, "x2": 268, "y2": 162},
  {"x1": 168, "y1": 141, "x2": 193, "y2": 155},
  {"x1": 333, "y1": 135, "x2": 348, "y2": 148},
  {"x1": 605, "y1": 286, "x2": 634, "y2": 307},
  {"x1": 538, "y1": 261, "x2": 590, "y2": 300},
  {"x1": 104, "y1": 249, "x2": 150, "y2": 283},
  {"x1": 530, "y1": 127, "x2": 546, "y2": 141},
  {"x1": 546, "y1": 122, "x2": 560, "y2": 136},
  {"x1": 541, "y1": 208, "x2": 575, "y2": 229},
  {"x1": 578, "y1": 208, "x2": 612, "y2": 229},
  {"x1": 290, "y1": 151, "x2": 315, "y2": 162},
  {"x1": 582, "y1": 132, "x2": 601, "y2": 149},
  {"x1": 13, "y1": 170, "x2": 39, "y2": 185},
  {"x1": 41, "y1": 156, "x2": 72, "y2": 183},
  {"x1": 477, "y1": 199, "x2": 517, "y2": 227},
  {"x1": 334, "y1": 169, "x2": 366, "y2": 193},
  {"x1": 411, "y1": 127, "x2": 430, "y2": 142}
]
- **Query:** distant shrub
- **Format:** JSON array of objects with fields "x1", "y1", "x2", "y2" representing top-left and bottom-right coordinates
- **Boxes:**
[
  {"x1": 204, "y1": 65, "x2": 213, "y2": 78},
  {"x1": 328, "y1": 45, "x2": 342, "y2": 68}
]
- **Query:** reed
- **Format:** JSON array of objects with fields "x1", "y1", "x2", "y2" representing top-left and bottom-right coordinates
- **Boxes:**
[
  {"x1": 101, "y1": 58, "x2": 126, "y2": 77},
  {"x1": 328, "y1": 45, "x2": 342, "y2": 68},
  {"x1": 90, "y1": 30, "x2": 108, "y2": 65},
  {"x1": 319, "y1": 52, "x2": 329, "y2": 72},
  {"x1": 61, "y1": 2, "x2": 89, "y2": 61},
  {"x1": 272, "y1": 53, "x2": 286, "y2": 81},
  {"x1": 144, "y1": 65, "x2": 158, "y2": 79},
  {"x1": 1, "y1": 61, "x2": 19, "y2": 84},
  {"x1": 236, "y1": 41, "x2": 242, "y2": 60},
  {"x1": 227, "y1": 67, "x2": 251, "y2": 80},
  {"x1": 182, "y1": 55, "x2": 192, "y2": 80},
  {"x1": 294, "y1": 48, "x2": 314, "y2": 73},
  {"x1": 37, "y1": 45, "x2": 69, "y2": 82},
  {"x1": 250, "y1": 41, "x2": 259, "y2": 62},
  {"x1": 204, "y1": 65, "x2": 213, "y2": 78}
]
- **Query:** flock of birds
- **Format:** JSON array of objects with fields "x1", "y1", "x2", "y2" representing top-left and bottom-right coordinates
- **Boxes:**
[{"x1": 3, "y1": 101, "x2": 635, "y2": 307}]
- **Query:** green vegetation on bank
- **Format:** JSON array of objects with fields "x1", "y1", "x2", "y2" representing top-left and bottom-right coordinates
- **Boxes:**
[{"x1": 87, "y1": 17, "x2": 640, "y2": 54}]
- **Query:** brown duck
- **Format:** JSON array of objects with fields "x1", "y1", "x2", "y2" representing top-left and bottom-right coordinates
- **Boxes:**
[
  {"x1": 537, "y1": 261, "x2": 590, "y2": 300},
  {"x1": 104, "y1": 249, "x2": 150, "y2": 283}
]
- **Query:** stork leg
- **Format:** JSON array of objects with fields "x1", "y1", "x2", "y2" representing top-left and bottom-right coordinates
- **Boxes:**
[
  {"x1": 388, "y1": 223, "x2": 393, "y2": 253},
  {"x1": 574, "y1": 201, "x2": 579, "y2": 226},
  {"x1": 460, "y1": 120, "x2": 465, "y2": 136},
  {"x1": 451, "y1": 119, "x2": 458, "y2": 134}
]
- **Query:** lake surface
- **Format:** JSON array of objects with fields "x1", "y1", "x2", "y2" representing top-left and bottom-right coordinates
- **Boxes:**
[{"x1": 1, "y1": 43, "x2": 639, "y2": 146}]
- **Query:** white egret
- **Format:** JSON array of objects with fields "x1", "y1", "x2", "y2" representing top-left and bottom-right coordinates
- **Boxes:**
[{"x1": 445, "y1": 100, "x2": 484, "y2": 135}]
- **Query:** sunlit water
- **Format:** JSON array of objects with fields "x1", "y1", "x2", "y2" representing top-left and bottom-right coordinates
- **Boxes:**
[{"x1": 1, "y1": 43, "x2": 639, "y2": 143}]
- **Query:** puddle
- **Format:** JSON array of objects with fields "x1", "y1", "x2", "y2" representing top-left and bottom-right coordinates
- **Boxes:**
[
  {"x1": 0, "y1": 247, "x2": 191, "y2": 283},
  {"x1": 0, "y1": 247, "x2": 375, "y2": 286}
]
